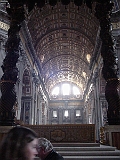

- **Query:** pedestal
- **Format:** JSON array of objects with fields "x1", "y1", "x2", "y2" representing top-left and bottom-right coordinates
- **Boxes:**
[
  {"x1": 104, "y1": 125, "x2": 120, "y2": 150},
  {"x1": 0, "y1": 126, "x2": 13, "y2": 142}
]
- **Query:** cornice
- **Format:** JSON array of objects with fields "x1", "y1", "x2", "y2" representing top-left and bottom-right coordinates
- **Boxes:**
[{"x1": 111, "y1": 10, "x2": 120, "y2": 22}]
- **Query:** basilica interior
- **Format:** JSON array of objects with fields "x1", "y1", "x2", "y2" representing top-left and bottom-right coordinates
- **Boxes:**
[{"x1": 0, "y1": 0, "x2": 120, "y2": 151}]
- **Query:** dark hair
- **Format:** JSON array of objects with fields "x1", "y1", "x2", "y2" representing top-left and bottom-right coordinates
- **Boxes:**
[{"x1": 0, "y1": 126, "x2": 38, "y2": 160}]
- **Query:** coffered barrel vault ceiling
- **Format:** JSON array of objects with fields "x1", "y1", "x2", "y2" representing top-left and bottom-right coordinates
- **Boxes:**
[{"x1": 27, "y1": 1, "x2": 100, "y2": 95}]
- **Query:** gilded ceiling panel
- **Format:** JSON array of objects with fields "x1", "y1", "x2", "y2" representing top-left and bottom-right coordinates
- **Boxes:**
[{"x1": 27, "y1": 1, "x2": 99, "y2": 95}]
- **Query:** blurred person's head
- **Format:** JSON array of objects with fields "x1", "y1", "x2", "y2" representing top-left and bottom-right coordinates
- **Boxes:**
[
  {"x1": 0, "y1": 126, "x2": 38, "y2": 160},
  {"x1": 37, "y1": 137, "x2": 53, "y2": 160}
]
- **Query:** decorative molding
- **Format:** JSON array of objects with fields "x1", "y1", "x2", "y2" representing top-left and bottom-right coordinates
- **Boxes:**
[
  {"x1": 0, "y1": 21, "x2": 9, "y2": 31},
  {"x1": 112, "y1": 22, "x2": 120, "y2": 29}
]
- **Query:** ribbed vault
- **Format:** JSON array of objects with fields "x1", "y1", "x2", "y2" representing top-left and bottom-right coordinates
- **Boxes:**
[{"x1": 27, "y1": 1, "x2": 99, "y2": 95}]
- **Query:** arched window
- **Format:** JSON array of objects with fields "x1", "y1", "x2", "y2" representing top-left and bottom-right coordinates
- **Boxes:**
[
  {"x1": 52, "y1": 86, "x2": 59, "y2": 95},
  {"x1": 73, "y1": 86, "x2": 80, "y2": 95},
  {"x1": 50, "y1": 82, "x2": 82, "y2": 99},
  {"x1": 62, "y1": 83, "x2": 70, "y2": 95}
]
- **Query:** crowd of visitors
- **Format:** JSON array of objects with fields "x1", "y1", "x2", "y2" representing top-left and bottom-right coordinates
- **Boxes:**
[
  {"x1": 0, "y1": 126, "x2": 64, "y2": 160},
  {"x1": 37, "y1": 137, "x2": 64, "y2": 160}
]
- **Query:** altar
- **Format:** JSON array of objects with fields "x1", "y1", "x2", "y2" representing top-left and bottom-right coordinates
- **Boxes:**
[{"x1": 24, "y1": 124, "x2": 95, "y2": 143}]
